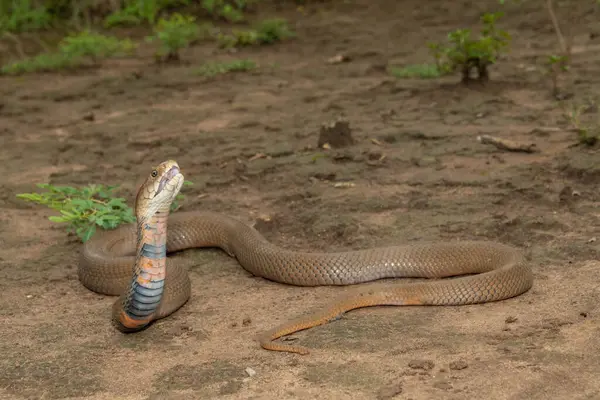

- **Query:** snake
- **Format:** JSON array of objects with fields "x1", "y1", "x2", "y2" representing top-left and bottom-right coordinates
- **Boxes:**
[{"x1": 78, "y1": 160, "x2": 534, "y2": 355}]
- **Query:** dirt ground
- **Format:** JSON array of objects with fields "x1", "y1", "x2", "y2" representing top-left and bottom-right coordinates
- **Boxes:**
[{"x1": 1, "y1": 0, "x2": 599, "y2": 399}]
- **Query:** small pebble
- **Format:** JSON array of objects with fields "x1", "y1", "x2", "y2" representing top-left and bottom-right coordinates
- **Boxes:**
[
  {"x1": 505, "y1": 316, "x2": 518, "y2": 324},
  {"x1": 449, "y1": 360, "x2": 468, "y2": 370},
  {"x1": 245, "y1": 367, "x2": 256, "y2": 377},
  {"x1": 82, "y1": 112, "x2": 95, "y2": 121},
  {"x1": 408, "y1": 359, "x2": 434, "y2": 370}
]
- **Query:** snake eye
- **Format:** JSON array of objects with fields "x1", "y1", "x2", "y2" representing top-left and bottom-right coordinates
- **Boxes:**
[{"x1": 151, "y1": 170, "x2": 158, "y2": 177}]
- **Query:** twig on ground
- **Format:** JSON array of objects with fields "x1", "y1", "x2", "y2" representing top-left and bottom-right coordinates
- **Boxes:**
[
  {"x1": 477, "y1": 134, "x2": 538, "y2": 153},
  {"x1": 546, "y1": 0, "x2": 568, "y2": 55}
]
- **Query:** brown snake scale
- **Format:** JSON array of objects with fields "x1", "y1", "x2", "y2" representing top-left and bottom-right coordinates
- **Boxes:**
[
  {"x1": 78, "y1": 160, "x2": 534, "y2": 354},
  {"x1": 80, "y1": 211, "x2": 533, "y2": 354}
]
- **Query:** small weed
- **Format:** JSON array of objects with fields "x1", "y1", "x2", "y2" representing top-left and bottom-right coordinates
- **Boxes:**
[
  {"x1": 16, "y1": 184, "x2": 135, "y2": 242},
  {"x1": 104, "y1": 0, "x2": 191, "y2": 27},
  {"x1": 16, "y1": 181, "x2": 193, "y2": 242},
  {"x1": 216, "y1": 18, "x2": 293, "y2": 48},
  {"x1": 1, "y1": 31, "x2": 136, "y2": 75},
  {"x1": 194, "y1": 59, "x2": 256, "y2": 76},
  {"x1": 58, "y1": 30, "x2": 137, "y2": 64},
  {"x1": 0, "y1": 0, "x2": 53, "y2": 32},
  {"x1": 216, "y1": 29, "x2": 258, "y2": 48},
  {"x1": 563, "y1": 101, "x2": 599, "y2": 146},
  {"x1": 428, "y1": 12, "x2": 511, "y2": 83},
  {"x1": 388, "y1": 64, "x2": 442, "y2": 79},
  {"x1": 1, "y1": 52, "x2": 77, "y2": 74},
  {"x1": 201, "y1": 0, "x2": 256, "y2": 23},
  {"x1": 147, "y1": 13, "x2": 203, "y2": 61},
  {"x1": 255, "y1": 18, "x2": 294, "y2": 44}
]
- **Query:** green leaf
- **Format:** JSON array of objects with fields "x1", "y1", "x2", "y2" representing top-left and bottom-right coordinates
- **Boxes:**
[{"x1": 80, "y1": 225, "x2": 96, "y2": 242}]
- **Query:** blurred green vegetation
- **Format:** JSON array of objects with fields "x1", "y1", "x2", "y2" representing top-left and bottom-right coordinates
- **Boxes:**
[{"x1": 0, "y1": 0, "x2": 296, "y2": 73}]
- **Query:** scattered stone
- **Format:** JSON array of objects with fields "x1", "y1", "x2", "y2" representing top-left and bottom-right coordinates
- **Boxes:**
[
  {"x1": 242, "y1": 318, "x2": 252, "y2": 326},
  {"x1": 313, "y1": 172, "x2": 336, "y2": 181},
  {"x1": 449, "y1": 360, "x2": 468, "y2": 371},
  {"x1": 82, "y1": 112, "x2": 95, "y2": 121},
  {"x1": 317, "y1": 119, "x2": 354, "y2": 149},
  {"x1": 327, "y1": 54, "x2": 351, "y2": 64},
  {"x1": 505, "y1": 316, "x2": 518, "y2": 324},
  {"x1": 408, "y1": 359, "x2": 434, "y2": 371},
  {"x1": 367, "y1": 150, "x2": 384, "y2": 161},
  {"x1": 245, "y1": 367, "x2": 256, "y2": 377},
  {"x1": 253, "y1": 215, "x2": 277, "y2": 235}
]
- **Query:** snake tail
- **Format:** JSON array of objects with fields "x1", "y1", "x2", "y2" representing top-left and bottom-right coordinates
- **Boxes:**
[{"x1": 258, "y1": 259, "x2": 533, "y2": 354}]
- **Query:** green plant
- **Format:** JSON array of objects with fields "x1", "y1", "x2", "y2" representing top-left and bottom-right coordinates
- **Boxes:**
[
  {"x1": 16, "y1": 180, "x2": 193, "y2": 242},
  {"x1": 16, "y1": 184, "x2": 135, "y2": 242},
  {"x1": 58, "y1": 30, "x2": 137, "y2": 64},
  {"x1": 428, "y1": 12, "x2": 511, "y2": 83},
  {"x1": 255, "y1": 18, "x2": 294, "y2": 44},
  {"x1": 103, "y1": 0, "x2": 191, "y2": 27},
  {"x1": 147, "y1": 13, "x2": 202, "y2": 61},
  {"x1": 563, "y1": 101, "x2": 599, "y2": 147},
  {"x1": 194, "y1": 59, "x2": 256, "y2": 76},
  {"x1": 0, "y1": 0, "x2": 53, "y2": 32},
  {"x1": 216, "y1": 18, "x2": 294, "y2": 48},
  {"x1": 388, "y1": 63, "x2": 442, "y2": 79},
  {"x1": 1, "y1": 31, "x2": 136, "y2": 75},
  {"x1": 201, "y1": 0, "x2": 255, "y2": 23},
  {"x1": 1, "y1": 52, "x2": 77, "y2": 74},
  {"x1": 216, "y1": 29, "x2": 258, "y2": 48}
]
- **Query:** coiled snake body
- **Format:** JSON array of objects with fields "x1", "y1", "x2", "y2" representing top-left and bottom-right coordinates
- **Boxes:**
[{"x1": 79, "y1": 160, "x2": 534, "y2": 354}]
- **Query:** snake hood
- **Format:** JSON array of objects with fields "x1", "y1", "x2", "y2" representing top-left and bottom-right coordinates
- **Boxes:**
[{"x1": 135, "y1": 160, "x2": 184, "y2": 219}]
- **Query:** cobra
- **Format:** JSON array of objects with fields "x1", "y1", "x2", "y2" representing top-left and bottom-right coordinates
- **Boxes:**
[{"x1": 79, "y1": 160, "x2": 534, "y2": 354}]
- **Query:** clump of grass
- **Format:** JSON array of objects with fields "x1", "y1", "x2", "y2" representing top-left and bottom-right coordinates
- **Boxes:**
[
  {"x1": 1, "y1": 52, "x2": 77, "y2": 74},
  {"x1": 201, "y1": 0, "x2": 256, "y2": 23},
  {"x1": 216, "y1": 17, "x2": 294, "y2": 48},
  {"x1": 58, "y1": 30, "x2": 137, "y2": 63},
  {"x1": 388, "y1": 64, "x2": 442, "y2": 79},
  {"x1": 428, "y1": 11, "x2": 511, "y2": 83},
  {"x1": 194, "y1": 59, "x2": 256, "y2": 76},
  {"x1": 0, "y1": 0, "x2": 53, "y2": 32},
  {"x1": 1, "y1": 30, "x2": 136, "y2": 75},
  {"x1": 146, "y1": 13, "x2": 204, "y2": 61},
  {"x1": 255, "y1": 18, "x2": 294, "y2": 44}
]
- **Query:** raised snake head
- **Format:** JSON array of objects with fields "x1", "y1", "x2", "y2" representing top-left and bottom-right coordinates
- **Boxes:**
[{"x1": 134, "y1": 160, "x2": 184, "y2": 220}]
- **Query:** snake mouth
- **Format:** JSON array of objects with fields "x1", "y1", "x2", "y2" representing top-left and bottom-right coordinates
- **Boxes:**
[{"x1": 155, "y1": 165, "x2": 181, "y2": 197}]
